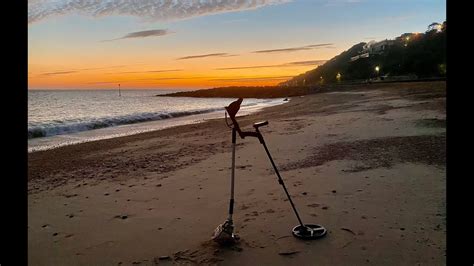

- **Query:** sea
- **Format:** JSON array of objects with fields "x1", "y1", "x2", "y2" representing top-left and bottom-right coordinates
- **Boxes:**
[{"x1": 28, "y1": 89, "x2": 287, "y2": 152}]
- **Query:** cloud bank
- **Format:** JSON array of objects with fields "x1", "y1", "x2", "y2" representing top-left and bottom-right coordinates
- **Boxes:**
[
  {"x1": 210, "y1": 76, "x2": 293, "y2": 82},
  {"x1": 177, "y1": 53, "x2": 236, "y2": 60},
  {"x1": 253, "y1": 43, "x2": 334, "y2": 53},
  {"x1": 28, "y1": 0, "x2": 291, "y2": 24},
  {"x1": 216, "y1": 60, "x2": 327, "y2": 70},
  {"x1": 41, "y1": 71, "x2": 78, "y2": 76},
  {"x1": 102, "y1": 29, "x2": 172, "y2": 42},
  {"x1": 107, "y1": 69, "x2": 183, "y2": 74}
]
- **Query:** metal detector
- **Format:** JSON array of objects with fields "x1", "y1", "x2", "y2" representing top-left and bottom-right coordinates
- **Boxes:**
[{"x1": 212, "y1": 98, "x2": 327, "y2": 244}]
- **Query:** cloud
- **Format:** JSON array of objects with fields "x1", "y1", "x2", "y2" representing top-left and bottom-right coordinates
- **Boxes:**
[
  {"x1": 86, "y1": 76, "x2": 205, "y2": 84},
  {"x1": 285, "y1": 60, "x2": 328, "y2": 66},
  {"x1": 85, "y1": 81, "x2": 121, "y2": 85},
  {"x1": 35, "y1": 64, "x2": 139, "y2": 77},
  {"x1": 106, "y1": 69, "x2": 183, "y2": 74},
  {"x1": 28, "y1": 0, "x2": 291, "y2": 24},
  {"x1": 305, "y1": 43, "x2": 334, "y2": 48},
  {"x1": 102, "y1": 29, "x2": 172, "y2": 42},
  {"x1": 151, "y1": 77, "x2": 205, "y2": 80},
  {"x1": 40, "y1": 71, "x2": 78, "y2": 76},
  {"x1": 253, "y1": 43, "x2": 333, "y2": 54},
  {"x1": 210, "y1": 76, "x2": 293, "y2": 82},
  {"x1": 215, "y1": 60, "x2": 327, "y2": 70},
  {"x1": 87, "y1": 75, "x2": 289, "y2": 84},
  {"x1": 253, "y1": 47, "x2": 312, "y2": 54},
  {"x1": 216, "y1": 64, "x2": 281, "y2": 70},
  {"x1": 177, "y1": 53, "x2": 237, "y2": 60}
]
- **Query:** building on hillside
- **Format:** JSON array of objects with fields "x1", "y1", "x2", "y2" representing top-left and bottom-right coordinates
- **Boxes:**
[
  {"x1": 364, "y1": 39, "x2": 395, "y2": 54},
  {"x1": 350, "y1": 52, "x2": 369, "y2": 62},
  {"x1": 350, "y1": 39, "x2": 395, "y2": 62}
]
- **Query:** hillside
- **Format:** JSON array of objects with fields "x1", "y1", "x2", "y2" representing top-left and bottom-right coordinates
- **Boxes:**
[
  {"x1": 280, "y1": 21, "x2": 446, "y2": 86},
  {"x1": 158, "y1": 85, "x2": 326, "y2": 98}
]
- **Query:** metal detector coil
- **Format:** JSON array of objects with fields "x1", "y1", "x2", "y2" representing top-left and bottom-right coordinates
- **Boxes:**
[{"x1": 292, "y1": 224, "x2": 327, "y2": 239}]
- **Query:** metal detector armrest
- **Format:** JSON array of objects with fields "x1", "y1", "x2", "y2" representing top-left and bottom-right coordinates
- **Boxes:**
[
  {"x1": 225, "y1": 98, "x2": 264, "y2": 142},
  {"x1": 253, "y1": 121, "x2": 268, "y2": 129}
]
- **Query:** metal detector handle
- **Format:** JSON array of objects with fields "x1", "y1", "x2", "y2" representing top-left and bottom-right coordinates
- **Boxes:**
[{"x1": 225, "y1": 98, "x2": 262, "y2": 140}]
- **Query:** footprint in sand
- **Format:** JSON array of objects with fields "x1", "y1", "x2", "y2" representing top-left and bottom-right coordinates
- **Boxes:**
[
  {"x1": 240, "y1": 204, "x2": 250, "y2": 210},
  {"x1": 265, "y1": 209, "x2": 275, "y2": 213},
  {"x1": 114, "y1": 215, "x2": 129, "y2": 220},
  {"x1": 245, "y1": 211, "x2": 259, "y2": 217}
]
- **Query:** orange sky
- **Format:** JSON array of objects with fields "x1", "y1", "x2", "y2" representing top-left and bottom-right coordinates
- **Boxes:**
[{"x1": 28, "y1": 48, "x2": 334, "y2": 89}]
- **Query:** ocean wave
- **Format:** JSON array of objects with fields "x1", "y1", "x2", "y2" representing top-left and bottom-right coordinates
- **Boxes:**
[{"x1": 28, "y1": 108, "x2": 222, "y2": 139}]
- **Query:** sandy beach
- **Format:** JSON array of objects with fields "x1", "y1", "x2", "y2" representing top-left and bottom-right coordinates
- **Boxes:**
[{"x1": 28, "y1": 81, "x2": 446, "y2": 265}]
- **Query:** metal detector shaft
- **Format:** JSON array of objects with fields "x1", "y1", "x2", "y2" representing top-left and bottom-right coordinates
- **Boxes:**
[
  {"x1": 227, "y1": 128, "x2": 237, "y2": 221},
  {"x1": 258, "y1": 132, "x2": 305, "y2": 228}
]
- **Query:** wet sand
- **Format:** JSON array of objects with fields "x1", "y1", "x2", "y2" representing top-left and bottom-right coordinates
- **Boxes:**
[{"x1": 28, "y1": 81, "x2": 446, "y2": 265}]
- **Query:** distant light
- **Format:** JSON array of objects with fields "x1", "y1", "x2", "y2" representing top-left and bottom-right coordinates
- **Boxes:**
[
  {"x1": 375, "y1": 66, "x2": 380, "y2": 72},
  {"x1": 406, "y1": 36, "x2": 410, "y2": 41},
  {"x1": 336, "y1": 73, "x2": 341, "y2": 81}
]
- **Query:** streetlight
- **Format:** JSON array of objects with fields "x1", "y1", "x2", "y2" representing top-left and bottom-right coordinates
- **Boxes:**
[
  {"x1": 336, "y1": 72, "x2": 341, "y2": 82},
  {"x1": 375, "y1": 66, "x2": 380, "y2": 79}
]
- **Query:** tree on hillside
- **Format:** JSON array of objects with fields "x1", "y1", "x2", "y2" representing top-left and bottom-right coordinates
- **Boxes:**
[{"x1": 427, "y1": 22, "x2": 442, "y2": 33}]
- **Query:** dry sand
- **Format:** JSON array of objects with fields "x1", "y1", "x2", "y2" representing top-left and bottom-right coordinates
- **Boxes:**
[{"x1": 28, "y1": 81, "x2": 446, "y2": 265}]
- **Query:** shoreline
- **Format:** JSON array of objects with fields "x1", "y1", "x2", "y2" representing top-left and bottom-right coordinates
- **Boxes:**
[
  {"x1": 28, "y1": 81, "x2": 446, "y2": 265},
  {"x1": 28, "y1": 98, "x2": 287, "y2": 153}
]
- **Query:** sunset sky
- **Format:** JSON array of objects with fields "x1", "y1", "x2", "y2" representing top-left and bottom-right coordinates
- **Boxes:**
[{"x1": 28, "y1": 0, "x2": 446, "y2": 90}]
